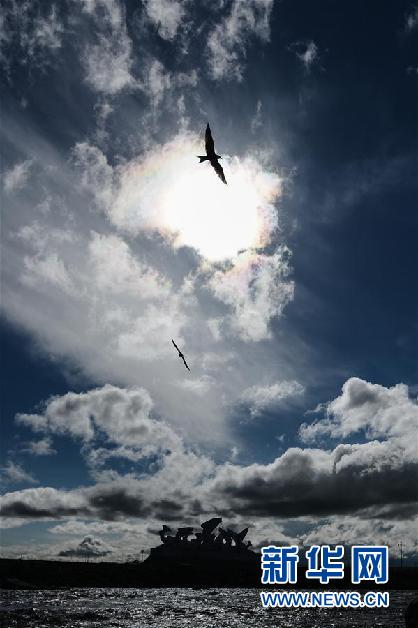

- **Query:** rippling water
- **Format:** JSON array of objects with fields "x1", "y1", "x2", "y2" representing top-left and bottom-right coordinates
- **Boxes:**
[{"x1": 1, "y1": 588, "x2": 415, "y2": 627}]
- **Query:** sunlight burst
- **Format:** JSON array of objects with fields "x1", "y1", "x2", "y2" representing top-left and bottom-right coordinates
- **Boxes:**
[{"x1": 112, "y1": 134, "x2": 282, "y2": 262}]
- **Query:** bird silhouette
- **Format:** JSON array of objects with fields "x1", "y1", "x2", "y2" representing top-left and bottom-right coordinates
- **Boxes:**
[
  {"x1": 171, "y1": 339, "x2": 190, "y2": 371},
  {"x1": 197, "y1": 123, "x2": 227, "y2": 184}
]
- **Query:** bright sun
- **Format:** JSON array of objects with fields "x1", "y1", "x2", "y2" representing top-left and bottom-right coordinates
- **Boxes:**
[{"x1": 112, "y1": 134, "x2": 282, "y2": 262}]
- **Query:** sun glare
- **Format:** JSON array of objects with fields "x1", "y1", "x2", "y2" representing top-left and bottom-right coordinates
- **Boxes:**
[
  {"x1": 165, "y1": 165, "x2": 263, "y2": 261},
  {"x1": 113, "y1": 135, "x2": 281, "y2": 262}
]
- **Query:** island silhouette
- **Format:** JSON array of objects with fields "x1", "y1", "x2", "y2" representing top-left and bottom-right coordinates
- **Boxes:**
[{"x1": 1, "y1": 517, "x2": 417, "y2": 591}]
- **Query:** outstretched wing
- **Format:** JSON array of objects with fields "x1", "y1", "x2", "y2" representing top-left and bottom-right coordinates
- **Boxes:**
[
  {"x1": 205, "y1": 124, "x2": 215, "y2": 156},
  {"x1": 181, "y1": 356, "x2": 191, "y2": 371},
  {"x1": 212, "y1": 160, "x2": 227, "y2": 184},
  {"x1": 171, "y1": 339, "x2": 180, "y2": 354}
]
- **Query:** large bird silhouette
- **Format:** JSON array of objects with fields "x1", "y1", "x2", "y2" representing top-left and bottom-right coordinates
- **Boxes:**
[
  {"x1": 171, "y1": 339, "x2": 190, "y2": 371},
  {"x1": 197, "y1": 123, "x2": 227, "y2": 184}
]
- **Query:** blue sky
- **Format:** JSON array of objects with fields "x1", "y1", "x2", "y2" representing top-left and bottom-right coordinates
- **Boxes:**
[{"x1": 1, "y1": 0, "x2": 417, "y2": 561}]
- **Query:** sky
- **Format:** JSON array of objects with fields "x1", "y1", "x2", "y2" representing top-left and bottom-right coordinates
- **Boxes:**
[{"x1": 1, "y1": 0, "x2": 417, "y2": 563}]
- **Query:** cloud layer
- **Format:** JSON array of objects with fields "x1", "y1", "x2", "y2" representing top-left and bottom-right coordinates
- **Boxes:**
[{"x1": 2, "y1": 378, "x2": 417, "y2": 559}]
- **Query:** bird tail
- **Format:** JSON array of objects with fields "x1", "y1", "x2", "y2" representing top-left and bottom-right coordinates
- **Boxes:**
[{"x1": 198, "y1": 156, "x2": 209, "y2": 163}]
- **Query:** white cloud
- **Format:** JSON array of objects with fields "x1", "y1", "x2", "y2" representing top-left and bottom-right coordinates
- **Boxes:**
[
  {"x1": 3, "y1": 159, "x2": 32, "y2": 193},
  {"x1": 88, "y1": 232, "x2": 172, "y2": 300},
  {"x1": 290, "y1": 40, "x2": 319, "y2": 72},
  {"x1": 144, "y1": 0, "x2": 188, "y2": 41},
  {"x1": 208, "y1": 247, "x2": 294, "y2": 341},
  {"x1": 207, "y1": 0, "x2": 274, "y2": 81},
  {"x1": 49, "y1": 519, "x2": 145, "y2": 536},
  {"x1": 83, "y1": 35, "x2": 134, "y2": 95},
  {"x1": 80, "y1": 0, "x2": 135, "y2": 94},
  {"x1": 178, "y1": 376, "x2": 213, "y2": 395},
  {"x1": 303, "y1": 515, "x2": 418, "y2": 558},
  {"x1": 299, "y1": 377, "x2": 418, "y2": 443},
  {"x1": 17, "y1": 384, "x2": 181, "y2": 454},
  {"x1": 23, "y1": 251, "x2": 76, "y2": 295},
  {"x1": 58, "y1": 535, "x2": 113, "y2": 558},
  {"x1": 0, "y1": 461, "x2": 37, "y2": 485},
  {"x1": 241, "y1": 380, "x2": 304, "y2": 417},
  {"x1": 72, "y1": 142, "x2": 114, "y2": 208},
  {"x1": 146, "y1": 59, "x2": 172, "y2": 110},
  {"x1": 23, "y1": 437, "x2": 57, "y2": 456}
]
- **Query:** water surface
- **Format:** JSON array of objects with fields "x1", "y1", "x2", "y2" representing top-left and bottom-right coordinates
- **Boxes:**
[{"x1": 1, "y1": 588, "x2": 415, "y2": 627}]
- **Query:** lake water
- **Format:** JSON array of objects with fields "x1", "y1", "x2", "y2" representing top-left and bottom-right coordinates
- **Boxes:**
[{"x1": 1, "y1": 588, "x2": 416, "y2": 627}]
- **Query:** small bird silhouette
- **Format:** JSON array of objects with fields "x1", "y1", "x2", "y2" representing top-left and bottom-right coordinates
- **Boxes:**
[
  {"x1": 171, "y1": 339, "x2": 190, "y2": 371},
  {"x1": 197, "y1": 123, "x2": 227, "y2": 184}
]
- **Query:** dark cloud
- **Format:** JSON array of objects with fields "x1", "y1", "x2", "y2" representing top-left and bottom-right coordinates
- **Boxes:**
[
  {"x1": 1, "y1": 501, "x2": 87, "y2": 518},
  {"x1": 151, "y1": 498, "x2": 184, "y2": 521},
  {"x1": 88, "y1": 488, "x2": 150, "y2": 520},
  {"x1": 216, "y1": 461, "x2": 418, "y2": 518},
  {"x1": 0, "y1": 482, "x2": 150, "y2": 521},
  {"x1": 211, "y1": 425, "x2": 418, "y2": 518}
]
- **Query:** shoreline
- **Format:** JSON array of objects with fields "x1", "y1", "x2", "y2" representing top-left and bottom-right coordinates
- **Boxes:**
[{"x1": 1, "y1": 558, "x2": 417, "y2": 591}]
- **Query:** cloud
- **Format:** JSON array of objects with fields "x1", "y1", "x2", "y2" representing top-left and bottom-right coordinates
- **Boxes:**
[
  {"x1": 146, "y1": 59, "x2": 172, "y2": 110},
  {"x1": 58, "y1": 535, "x2": 112, "y2": 558},
  {"x1": 80, "y1": 0, "x2": 135, "y2": 95},
  {"x1": 210, "y1": 378, "x2": 418, "y2": 519},
  {"x1": 49, "y1": 519, "x2": 147, "y2": 536},
  {"x1": 206, "y1": 0, "x2": 274, "y2": 81},
  {"x1": 2, "y1": 378, "x2": 418, "y2": 561},
  {"x1": 17, "y1": 384, "x2": 181, "y2": 454},
  {"x1": 207, "y1": 247, "x2": 294, "y2": 341},
  {"x1": 3, "y1": 159, "x2": 32, "y2": 193},
  {"x1": 406, "y1": 6, "x2": 418, "y2": 32},
  {"x1": 23, "y1": 437, "x2": 57, "y2": 456},
  {"x1": 1, "y1": 1, "x2": 135, "y2": 95},
  {"x1": 299, "y1": 377, "x2": 418, "y2": 443},
  {"x1": 1, "y1": 120, "x2": 294, "y2": 446},
  {"x1": 144, "y1": 0, "x2": 188, "y2": 41},
  {"x1": 303, "y1": 515, "x2": 418, "y2": 558},
  {"x1": 72, "y1": 142, "x2": 114, "y2": 207},
  {"x1": 25, "y1": 5, "x2": 63, "y2": 55},
  {"x1": 240, "y1": 380, "x2": 305, "y2": 418},
  {"x1": 209, "y1": 443, "x2": 418, "y2": 519},
  {"x1": 1, "y1": 486, "x2": 86, "y2": 519},
  {"x1": 290, "y1": 40, "x2": 319, "y2": 72},
  {"x1": 0, "y1": 452, "x2": 212, "y2": 523},
  {"x1": 4, "y1": 378, "x2": 418, "y2": 526},
  {"x1": 0, "y1": 461, "x2": 37, "y2": 486},
  {"x1": 0, "y1": 2, "x2": 64, "y2": 74}
]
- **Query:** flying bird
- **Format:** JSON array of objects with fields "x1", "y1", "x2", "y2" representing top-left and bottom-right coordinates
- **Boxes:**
[
  {"x1": 197, "y1": 123, "x2": 227, "y2": 184},
  {"x1": 171, "y1": 339, "x2": 190, "y2": 371}
]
